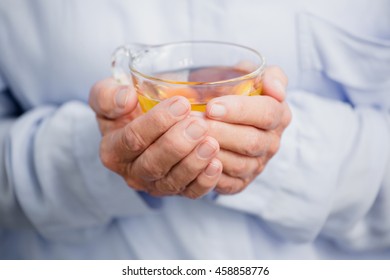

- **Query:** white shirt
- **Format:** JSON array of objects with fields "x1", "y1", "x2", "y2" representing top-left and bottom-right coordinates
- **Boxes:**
[{"x1": 0, "y1": 0, "x2": 390, "y2": 259}]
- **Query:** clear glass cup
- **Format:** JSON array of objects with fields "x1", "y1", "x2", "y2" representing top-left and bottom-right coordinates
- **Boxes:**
[{"x1": 112, "y1": 41, "x2": 266, "y2": 112}]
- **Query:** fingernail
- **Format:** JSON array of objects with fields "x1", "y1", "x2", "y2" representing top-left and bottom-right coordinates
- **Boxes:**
[
  {"x1": 273, "y1": 79, "x2": 285, "y2": 96},
  {"x1": 169, "y1": 98, "x2": 189, "y2": 117},
  {"x1": 116, "y1": 89, "x2": 129, "y2": 108},
  {"x1": 185, "y1": 121, "x2": 207, "y2": 140},
  {"x1": 197, "y1": 141, "x2": 217, "y2": 159},
  {"x1": 205, "y1": 162, "x2": 220, "y2": 176},
  {"x1": 209, "y1": 103, "x2": 226, "y2": 118}
]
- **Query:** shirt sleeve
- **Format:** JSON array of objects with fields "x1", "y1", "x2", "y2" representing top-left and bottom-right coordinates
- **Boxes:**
[
  {"x1": 214, "y1": 90, "x2": 390, "y2": 252},
  {"x1": 0, "y1": 80, "x2": 34, "y2": 230},
  {"x1": 0, "y1": 74, "x2": 4, "y2": 90},
  {"x1": 0, "y1": 88, "x2": 158, "y2": 242}
]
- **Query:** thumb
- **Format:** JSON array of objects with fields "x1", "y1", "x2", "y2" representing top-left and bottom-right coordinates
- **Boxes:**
[
  {"x1": 89, "y1": 77, "x2": 138, "y2": 119},
  {"x1": 261, "y1": 66, "x2": 288, "y2": 102}
]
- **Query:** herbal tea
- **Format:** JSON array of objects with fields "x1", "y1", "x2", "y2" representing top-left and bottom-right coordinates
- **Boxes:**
[{"x1": 133, "y1": 66, "x2": 262, "y2": 112}]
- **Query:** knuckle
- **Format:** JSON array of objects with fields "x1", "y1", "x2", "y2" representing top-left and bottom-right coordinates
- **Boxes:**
[
  {"x1": 140, "y1": 156, "x2": 166, "y2": 180},
  {"x1": 124, "y1": 177, "x2": 144, "y2": 191},
  {"x1": 205, "y1": 120, "x2": 221, "y2": 141},
  {"x1": 154, "y1": 179, "x2": 181, "y2": 194},
  {"x1": 164, "y1": 135, "x2": 181, "y2": 151},
  {"x1": 207, "y1": 119, "x2": 218, "y2": 133},
  {"x1": 217, "y1": 185, "x2": 236, "y2": 195},
  {"x1": 149, "y1": 109, "x2": 167, "y2": 125},
  {"x1": 231, "y1": 178, "x2": 249, "y2": 194},
  {"x1": 234, "y1": 98, "x2": 247, "y2": 121},
  {"x1": 183, "y1": 188, "x2": 203, "y2": 199},
  {"x1": 164, "y1": 131, "x2": 192, "y2": 157},
  {"x1": 237, "y1": 179, "x2": 249, "y2": 193},
  {"x1": 229, "y1": 156, "x2": 249, "y2": 177},
  {"x1": 178, "y1": 161, "x2": 198, "y2": 180},
  {"x1": 122, "y1": 124, "x2": 146, "y2": 154},
  {"x1": 217, "y1": 176, "x2": 249, "y2": 195},
  {"x1": 186, "y1": 173, "x2": 217, "y2": 198},
  {"x1": 99, "y1": 138, "x2": 118, "y2": 170},
  {"x1": 99, "y1": 134, "x2": 133, "y2": 176},
  {"x1": 149, "y1": 106, "x2": 175, "y2": 132},
  {"x1": 243, "y1": 130, "x2": 263, "y2": 156},
  {"x1": 230, "y1": 186, "x2": 246, "y2": 195},
  {"x1": 148, "y1": 168, "x2": 166, "y2": 181},
  {"x1": 255, "y1": 157, "x2": 266, "y2": 174},
  {"x1": 216, "y1": 178, "x2": 236, "y2": 194}
]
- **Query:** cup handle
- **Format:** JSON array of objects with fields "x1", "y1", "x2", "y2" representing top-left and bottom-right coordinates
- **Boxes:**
[{"x1": 111, "y1": 43, "x2": 147, "y2": 85}]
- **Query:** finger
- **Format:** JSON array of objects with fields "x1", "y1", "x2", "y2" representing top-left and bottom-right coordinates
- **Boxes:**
[
  {"x1": 207, "y1": 119, "x2": 280, "y2": 156},
  {"x1": 153, "y1": 137, "x2": 219, "y2": 194},
  {"x1": 116, "y1": 96, "x2": 191, "y2": 161},
  {"x1": 215, "y1": 173, "x2": 248, "y2": 195},
  {"x1": 217, "y1": 149, "x2": 266, "y2": 178},
  {"x1": 181, "y1": 158, "x2": 222, "y2": 199},
  {"x1": 89, "y1": 77, "x2": 138, "y2": 119},
  {"x1": 130, "y1": 116, "x2": 208, "y2": 182},
  {"x1": 261, "y1": 66, "x2": 288, "y2": 102},
  {"x1": 206, "y1": 95, "x2": 284, "y2": 130},
  {"x1": 96, "y1": 105, "x2": 143, "y2": 135}
]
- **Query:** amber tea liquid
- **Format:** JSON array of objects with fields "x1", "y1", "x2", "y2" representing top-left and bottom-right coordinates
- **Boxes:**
[{"x1": 133, "y1": 66, "x2": 262, "y2": 112}]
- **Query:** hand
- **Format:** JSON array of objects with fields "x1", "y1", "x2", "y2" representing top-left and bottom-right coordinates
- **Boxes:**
[
  {"x1": 205, "y1": 66, "x2": 292, "y2": 194},
  {"x1": 89, "y1": 78, "x2": 222, "y2": 199}
]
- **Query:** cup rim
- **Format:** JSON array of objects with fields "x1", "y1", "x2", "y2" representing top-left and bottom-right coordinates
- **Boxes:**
[{"x1": 129, "y1": 40, "x2": 266, "y2": 86}]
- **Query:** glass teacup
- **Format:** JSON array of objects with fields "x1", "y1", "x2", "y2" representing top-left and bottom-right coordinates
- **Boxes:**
[{"x1": 112, "y1": 41, "x2": 266, "y2": 112}]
